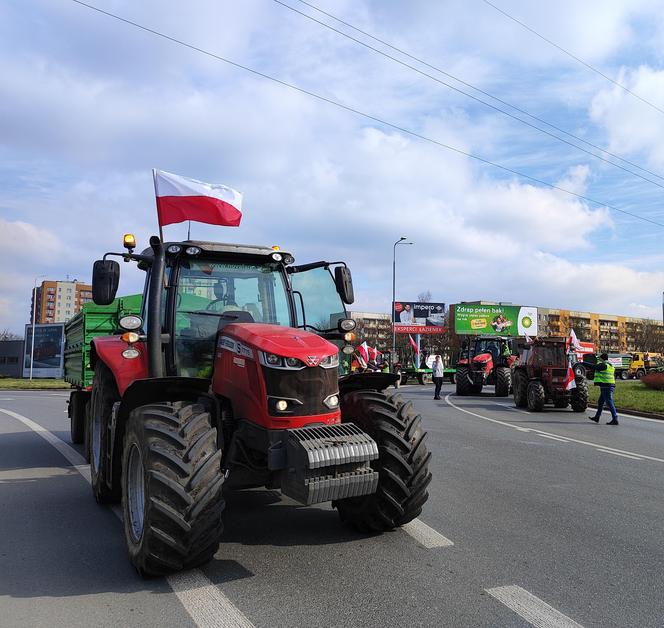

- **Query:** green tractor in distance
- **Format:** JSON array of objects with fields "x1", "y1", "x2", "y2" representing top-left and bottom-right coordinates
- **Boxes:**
[{"x1": 512, "y1": 337, "x2": 588, "y2": 412}]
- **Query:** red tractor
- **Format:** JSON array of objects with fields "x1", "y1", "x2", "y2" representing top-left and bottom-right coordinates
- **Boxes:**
[
  {"x1": 512, "y1": 337, "x2": 588, "y2": 412},
  {"x1": 82, "y1": 235, "x2": 431, "y2": 575},
  {"x1": 455, "y1": 336, "x2": 515, "y2": 396}
]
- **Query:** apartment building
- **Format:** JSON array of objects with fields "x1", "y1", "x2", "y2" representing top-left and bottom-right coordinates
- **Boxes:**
[
  {"x1": 30, "y1": 280, "x2": 93, "y2": 324},
  {"x1": 348, "y1": 311, "x2": 392, "y2": 352},
  {"x1": 537, "y1": 307, "x2": 664, "y2": 353}
]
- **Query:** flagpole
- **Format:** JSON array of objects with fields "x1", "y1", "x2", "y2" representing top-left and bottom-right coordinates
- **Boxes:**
[{"x1": 152, "y1": 168, "x2": 164, "y2": 242}]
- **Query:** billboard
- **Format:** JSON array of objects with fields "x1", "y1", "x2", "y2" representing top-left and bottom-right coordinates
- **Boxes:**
[
  {"x1": 393, "y1": 302, "x2": 446, "y2": 334},
  {"x1": 453, "y1": 304, "x2": 538, "y2": 337},
  {"x1": 23, "y1": 323, "x2": 65, "y2": 378}
]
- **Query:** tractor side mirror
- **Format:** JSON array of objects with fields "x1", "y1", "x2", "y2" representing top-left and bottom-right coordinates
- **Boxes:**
[
  {"x1": 92, "y1": 259, "x2": 120, "y2": 305},
  {"x1": 334, "y1": 266, "x2": 354, "y2": 304}
]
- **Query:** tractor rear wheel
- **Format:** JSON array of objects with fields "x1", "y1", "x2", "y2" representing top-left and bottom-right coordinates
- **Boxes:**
[
  {"x1": 122, "y1": 401, "x2": 225, "y2": 576},
  {"x1": 570, "y1": 379, "x2": 588, "y2": 412},
  {"x1": 495, "y1": 367, "x2": 511, "y2": 397},
  {"x1": 513, "y1": 370, "x2": 528, "y2": 408},
  {"x1": 90, "y1": 362, "x2": 121, "y2": 503},
  {"x1": 334, "y1": 390, "x2": 432, "y2": 532},
  {"x1": 526, "y1": 381, "x2": 545, "y2": 412}
]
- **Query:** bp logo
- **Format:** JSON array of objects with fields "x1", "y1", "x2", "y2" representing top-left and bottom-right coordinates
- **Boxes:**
[{"x1": 521, "y1": 316, "x2": 533, "y2": 329}]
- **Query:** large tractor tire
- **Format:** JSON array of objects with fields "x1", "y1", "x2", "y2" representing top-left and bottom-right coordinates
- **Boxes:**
[
  {"x1": 333, "y1": 390, "x2": 432, "y2": 533},
  {"x1": 122, "y1": 401, "x2": 225, "y2": 576},
  {"x1": 513, "y1": 370, "x2": 528, "y2": 408},
  {"x1": 90, "y1": 362, "x2": 121, "y2": 503},
  {"x1": 69, "y1": 392, "x2": 87, "y2": 444},
  {"x1": 494, "y1": 366, "x2": 511, "y2": 397},
  {"x1": 455, "y1": 367, "x2": 472, "y2": 396},
  {"x1": 526, "y1": 380, "x2": 545, "y2": 412},
  {"x1": 570, "y1": 379, "x2": 589, "y2": 413}
]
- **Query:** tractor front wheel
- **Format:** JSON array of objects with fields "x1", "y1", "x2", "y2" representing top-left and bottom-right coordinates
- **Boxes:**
[
  {"x1": 526, "y1": 381, "x2": 545, "y2": 412},
  {"x1": 90, "y1": 362, "x2": 121, "y2": 503},
  {"x1": 495, "y1": 367, "x2": 511, "y2": 397},
  {"x1": 334, "y1": 390, "x2": 432, "y2": 532},
  {"x1": 455, "y1": 367, "x2": 471, "y2": 396},
  {"x1": 513, "y1": 370, "x2": 528, "y2": 408},
  {"x1": 570, "y1": 379, "x2": 588, "y2": 412},
  {"x1": 122, "y1": 401, "x2": 225, "y2": 576}
]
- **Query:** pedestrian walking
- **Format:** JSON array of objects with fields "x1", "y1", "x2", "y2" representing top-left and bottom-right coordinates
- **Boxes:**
[
  {"x1": 432, "y1": 354, "x2": 444, "y2": 400},
  {"x1": 589, "y1": 353, "x2": 619, "y2": 425}
]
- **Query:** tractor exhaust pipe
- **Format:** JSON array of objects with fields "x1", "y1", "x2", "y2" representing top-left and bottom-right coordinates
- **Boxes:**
[{"x1": 147, "y1": 235, "x2": 165, "y2": 378}]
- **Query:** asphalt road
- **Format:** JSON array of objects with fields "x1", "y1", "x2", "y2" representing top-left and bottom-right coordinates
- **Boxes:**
[{"x1": 1, "y1": 385, "x2": 662, "y2": 627}]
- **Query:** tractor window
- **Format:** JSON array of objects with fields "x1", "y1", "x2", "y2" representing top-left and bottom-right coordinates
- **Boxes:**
[
  {"x1": 290, "y1": 266, "x2": 346, "y2": 332},
  {"x1": 173, "y1": 259, "x2": 291, "y2": 377},
  {"x1": 533, "y1": 345, "x2": 566, "y2": 367}
]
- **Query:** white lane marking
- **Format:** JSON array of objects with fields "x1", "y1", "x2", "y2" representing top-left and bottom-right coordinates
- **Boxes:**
[
  {"x1": 169, "y1": 571, "x2": 254, "y2": 628},
  {"x1": 0, "y1": 407, "x2": 254, "y2": 628},
  {"x1": 490, "y1": 399, "x2": 663, "y2": 425},
  {"x1": 0, "y1": 397, "x2": 15, "y2": 400},
  {"x1": 595, "y1": 449, "x2": 642, "y2": 461},
  {"x1": 538, "y1": 434, "x2": 569, "y2": 443},
  {"x1": 401, "y1": 518, "x2": 454, "y2": 548},
  {"x1": 445, "y1": 395, "x2": 664, "y2": 464},
  {"x1": 486, "y1": 585, "x2": 584, "y2": 628}
]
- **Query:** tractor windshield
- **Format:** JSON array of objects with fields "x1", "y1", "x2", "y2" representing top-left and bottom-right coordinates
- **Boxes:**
[
  {"x1": 174, "y1": 258, "x2": 291, "y2": 377},
  {"x1": 532, "y1": 344, "x2": 566, "y2": 367}
]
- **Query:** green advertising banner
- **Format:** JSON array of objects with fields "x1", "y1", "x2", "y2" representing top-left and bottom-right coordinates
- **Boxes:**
[{"x1": 453, "y1": 304, "x2": 538, "y2": 336}]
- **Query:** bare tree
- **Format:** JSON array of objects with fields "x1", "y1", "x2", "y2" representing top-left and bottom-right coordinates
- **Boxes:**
[
  {"x1": 0, "y1": 329, "x2": 22, "y2": 341},
  {"x1": 417, "y1": 290, "x2": 432, "y2": 303},
  {"x1": 635, "y1": 319, "x2": 664, "y2": 353}
]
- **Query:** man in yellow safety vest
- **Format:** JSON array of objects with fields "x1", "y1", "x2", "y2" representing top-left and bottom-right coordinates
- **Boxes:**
[{"x1": 589, "y1": 353, "x2": 619, "y2": 425}]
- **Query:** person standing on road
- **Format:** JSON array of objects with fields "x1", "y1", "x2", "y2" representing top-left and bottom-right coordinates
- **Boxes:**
[
  {"x1": 432, "y1": 354, "x2": 444, "y2": 400},
  {"x1": 589, "y1": 353, "x2": 619, "y2": 425}
]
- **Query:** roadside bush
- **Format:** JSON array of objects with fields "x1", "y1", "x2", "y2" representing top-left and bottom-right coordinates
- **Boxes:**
[{"x1": 641, "y1": 372, "x2": 664, "y2": 391}]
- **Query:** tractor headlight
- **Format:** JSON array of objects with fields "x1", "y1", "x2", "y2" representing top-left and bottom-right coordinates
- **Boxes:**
[
  {"x1": 275, "y1": 400, "x2": 289, "y2": 412},
  {"x1": 265, "y1": 353, "x2": 282, "y2": 366},
  {"x1": 185, "y1": 246, "x2": 201, "y2": 255},
  {"x1": 119, "y1": 315, "x2": 142, "y2": 331},
  {"x1": 338, "y1": 318, "x2": 357, "y2": 332},
  {"x1": 320, "y1": 353, "x2": 339, "y2": 369},
  {"x1": 285, "y1": 356, "x2": 304, "y2": 368},
  {"x1": 167, "y1": 245, "x2": 182, "y2": 254},
  {"x1": 323, "y1": 394, "x2": 339, "y2": 409},
  {"x1": 122, "y1": 348, "x2": 140, "y2": 359}
]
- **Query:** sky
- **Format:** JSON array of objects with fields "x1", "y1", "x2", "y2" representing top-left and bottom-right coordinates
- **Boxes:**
[{"x1": 2, "y1": 0, "x2": 664, "y2": 335}]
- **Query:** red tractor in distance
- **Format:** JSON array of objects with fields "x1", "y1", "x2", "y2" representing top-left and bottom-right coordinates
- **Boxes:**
[
  {"x1": 455, "y1": 336, "x2": 515, "y2": 396},
  {"x1": 83, "y1": 235, "x2": 432, "y2": 575},
  {"x1": 512, "y1": 337, "x2": 588, "y2": 412}
]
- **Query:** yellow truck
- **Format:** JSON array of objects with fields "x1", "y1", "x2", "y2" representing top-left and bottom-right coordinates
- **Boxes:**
[{"x1": 629, "y1": 352, "x2": 663, "y2": 378}]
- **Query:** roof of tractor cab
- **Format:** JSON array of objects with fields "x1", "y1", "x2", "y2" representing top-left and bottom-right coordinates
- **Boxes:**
[{"x1": 139, "y1": 240, "x2": 293, "y2": 259}]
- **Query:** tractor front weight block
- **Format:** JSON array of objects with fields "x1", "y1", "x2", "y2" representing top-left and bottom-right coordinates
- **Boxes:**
[{"x1": 272, "y1": 423, "x2": 379, "y2": 505}]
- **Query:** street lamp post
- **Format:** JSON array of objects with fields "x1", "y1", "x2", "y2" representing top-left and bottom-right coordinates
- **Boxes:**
[
  {"x1": 391, "y1": 237, "x2": 413, "y2": 367},
  {"x1": 29, "y1": 275, "x2": 46, "y2": 380}
]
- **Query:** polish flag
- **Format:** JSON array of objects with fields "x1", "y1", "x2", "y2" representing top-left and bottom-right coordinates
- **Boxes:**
[
  {"x1": 357, "y1": 342, "x2": 370, "y2": 363},
  {"x1": 564, "y1": 366, "x2": 576, "y2": 390},
  {"x1": 408, "y1": 334, "x2": 419, "y2": 354},
  {"x1": 367, "y1": 346, "x2": 381, "y2": 361},
  {"x1": 153, "y1": 169, "x2": 243, "y2": 228},
  {"x1": 567, "y1": 328, "x2": 582, "y2": 351}
]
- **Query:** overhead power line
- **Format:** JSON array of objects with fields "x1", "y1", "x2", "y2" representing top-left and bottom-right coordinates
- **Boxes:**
[
  {"x1": 481, "y1": 0, "x2": 664, "y2": 117},
  {"x1": 69, "y1": 0, "x2": 664, "y2": 229},
  {"x1": 274, "y1": 0, "x2": 664, "y2": 190}
]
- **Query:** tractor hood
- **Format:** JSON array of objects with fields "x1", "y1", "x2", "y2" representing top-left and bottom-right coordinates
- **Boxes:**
[
  {"x1": 473, "y1": 352, "x2": 493, "y2": 364},
  {"x1": 224, "y1": 323, "x2": 338, "y2": 364}
]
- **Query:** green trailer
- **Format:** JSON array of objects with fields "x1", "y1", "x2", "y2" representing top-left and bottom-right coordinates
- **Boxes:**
[{"x1": 65, "y1": 294, "x2": 142, "y2": 446}]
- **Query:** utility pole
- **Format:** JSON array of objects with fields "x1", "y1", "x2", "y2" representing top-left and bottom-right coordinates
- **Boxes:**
[{"x1": 391, "y1": 237, "x2": 413, "y2": 368}]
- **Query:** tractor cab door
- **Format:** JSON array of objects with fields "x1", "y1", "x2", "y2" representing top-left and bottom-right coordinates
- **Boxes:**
[{"x1": 288, "y1": 263, "x2": 351, "y2": 333}]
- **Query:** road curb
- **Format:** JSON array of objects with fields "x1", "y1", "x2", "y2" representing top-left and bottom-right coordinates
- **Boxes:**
[{"x1": 588, "y1": 403, "x2": 664, "y2": 421}]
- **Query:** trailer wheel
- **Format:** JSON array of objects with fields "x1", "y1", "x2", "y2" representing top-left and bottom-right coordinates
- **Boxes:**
[
  {"x1": 90, "y1": 362, "x2": 121, "y2": 503},
  {"x1": 122, "y1": 401, "x2": 224, "y2": 576},
  {"x1": 526, "y1": 381, "x2": 545, "y2": 412},
  {"x1": 636, "y1": 369, "x2": 646, "y2": 378},
  {"x1": 570, "y1": 379, "x2": 588, "y2": 413},
  {"x1": 448, "y1": 373, "x2": 456, "y2": 384},
  {"x1": 333, "y1": 390, "x2": 431, "y2": 532},
  {"x1": 495, "y1": 367, "x2": 511, "y2": 397},
  {"x1": 69, "y1": 391, "x2": 87, "y2": 444},
  {"x1": 513, "y1": 370, "x2": 528, "y2": 408},
  {"x1": 619, "y1": 370, "x2": 628, "y2": 380}
]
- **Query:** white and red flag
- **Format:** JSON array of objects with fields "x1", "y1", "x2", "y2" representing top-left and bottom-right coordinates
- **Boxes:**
[
  {"x1": 567, "y1": 328, "x2": 582, "y2": 351},
  {"x1": 357, "y1": 342, "x2": 370, "y2": 363},
  {"x1": 153, "y1": 169, "x2": 243, "y2": 228},
  {"x1": 408, "y1": 334, "x2": 419, "y2": 354},
  {"x1": 564, "y1": 366, "x2": 576, "y2": 390},
  {"x1": 367, "y1": 346, "x2": 381, "y2": 361}
]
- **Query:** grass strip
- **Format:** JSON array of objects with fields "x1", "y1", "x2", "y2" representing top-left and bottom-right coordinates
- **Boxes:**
[{"x1": 0, "y1": 378, "x2": 71, "y2": 390}]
